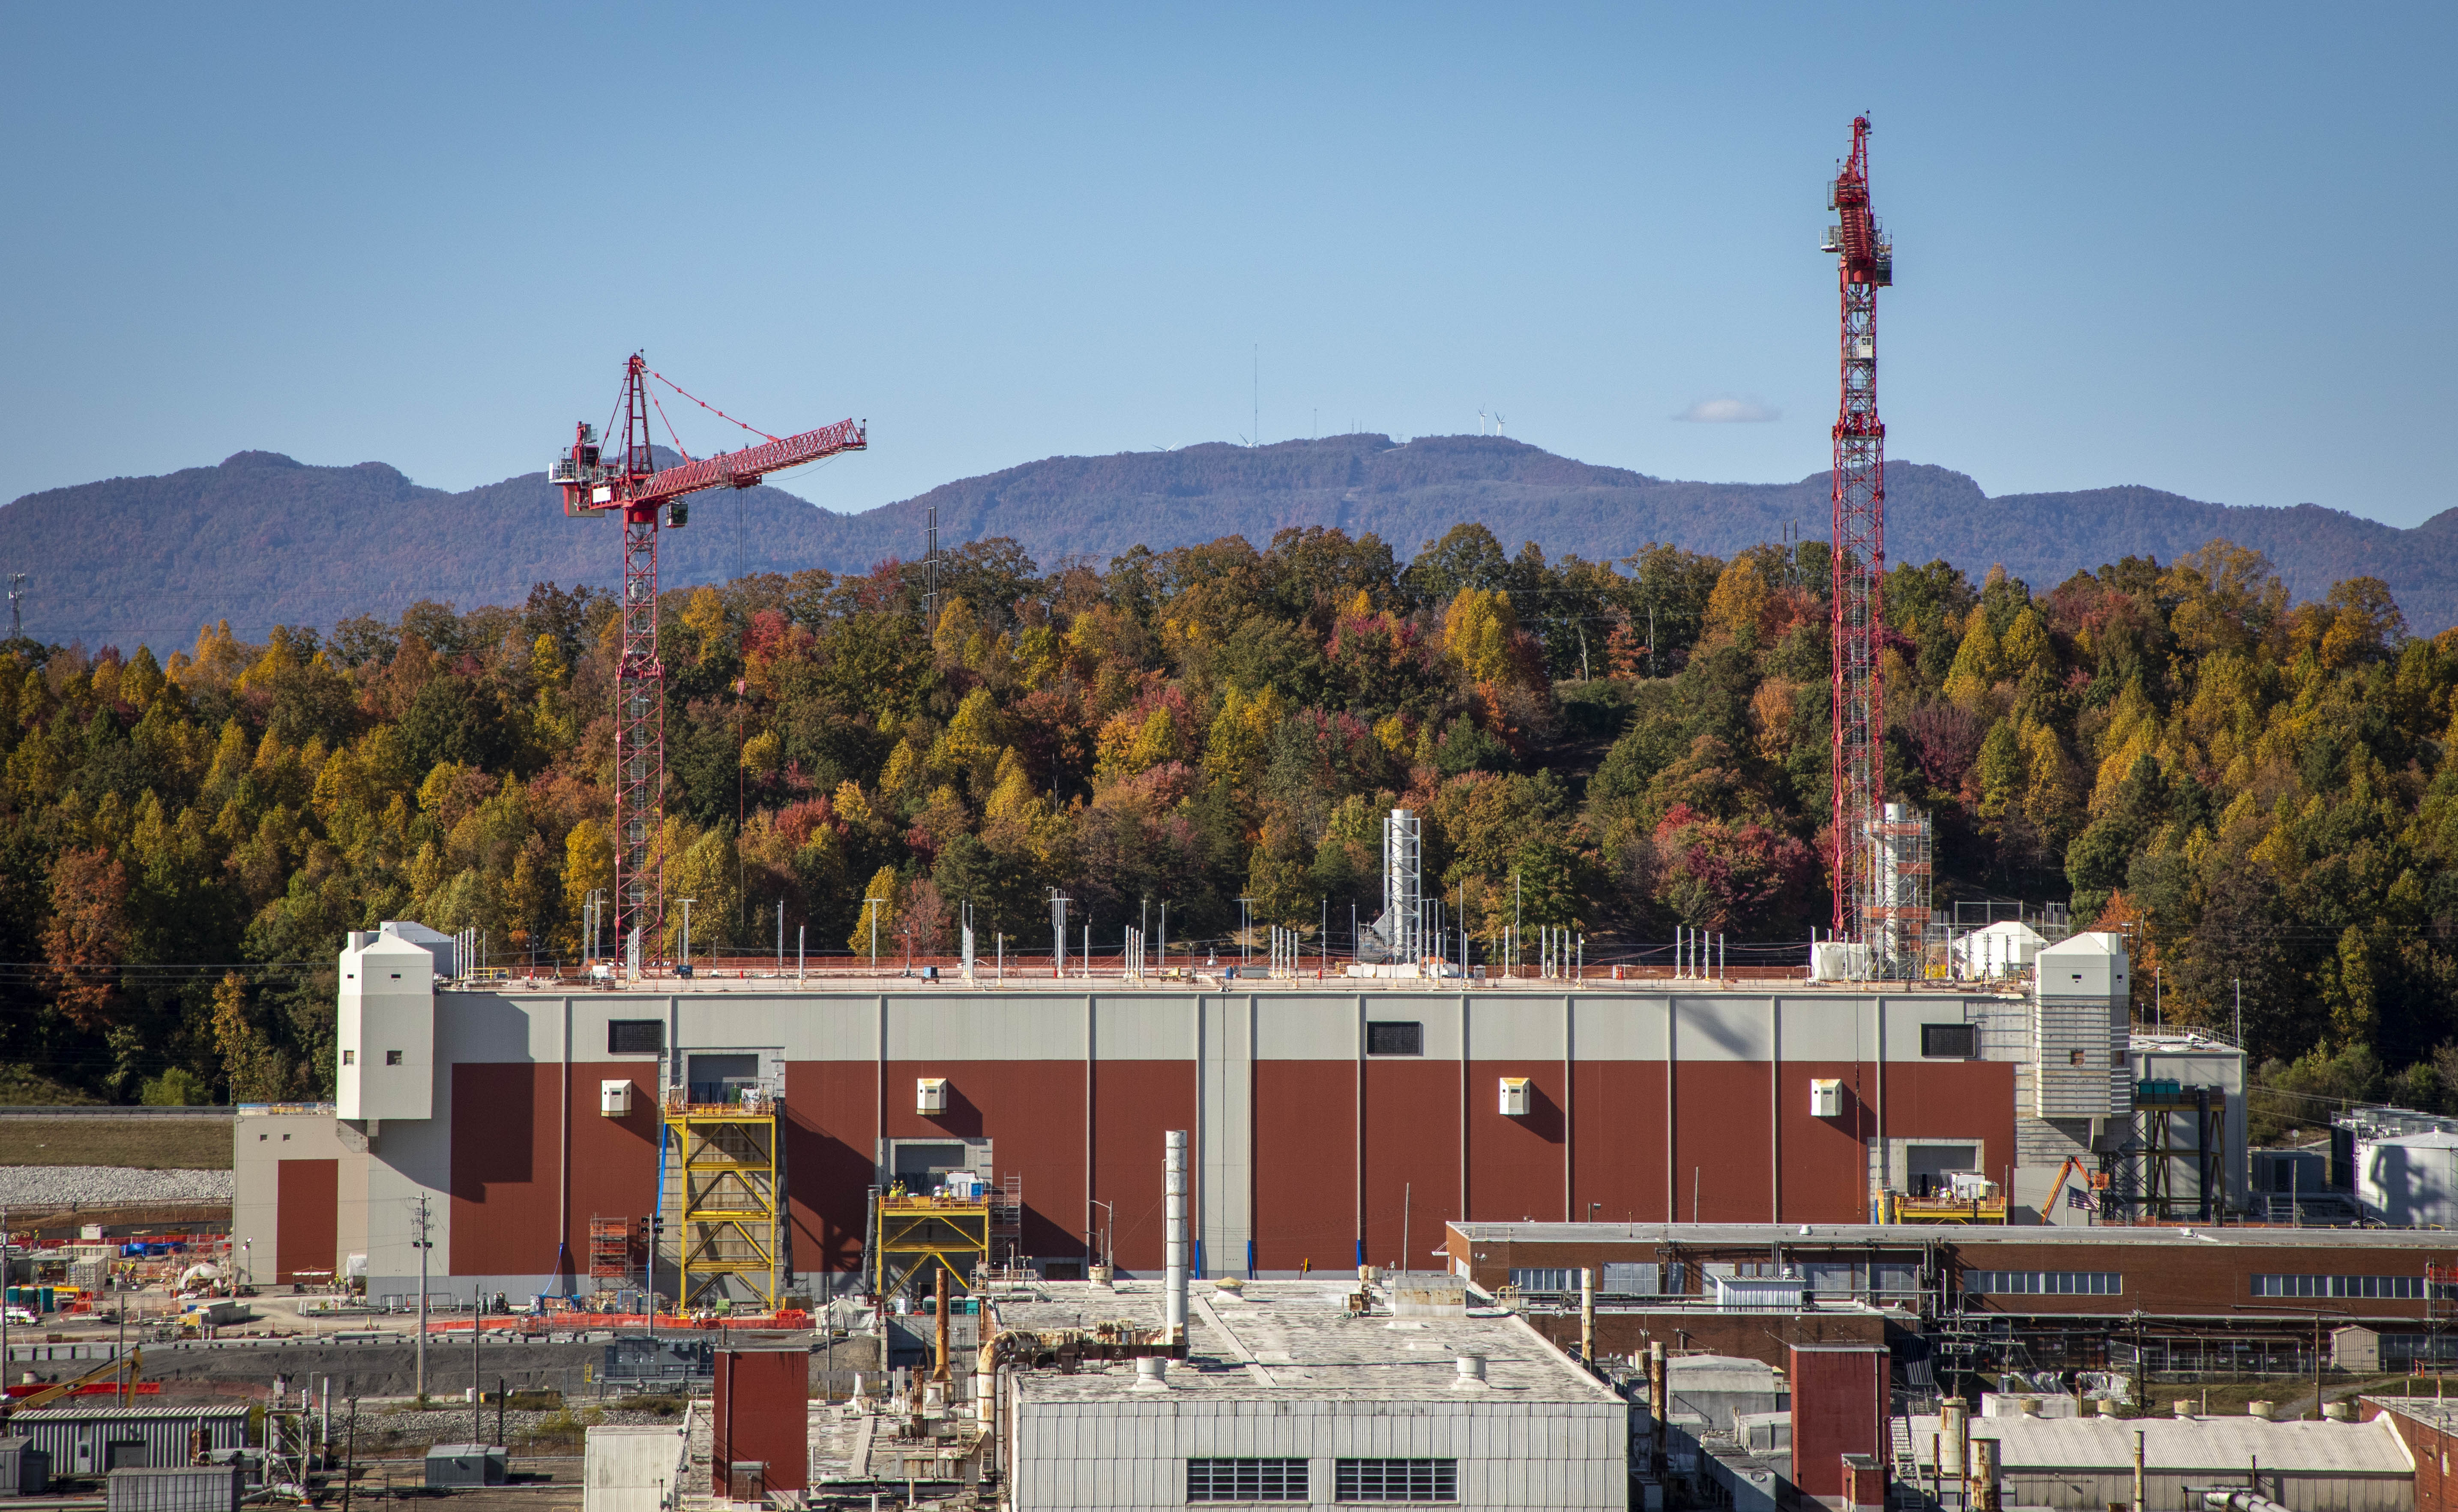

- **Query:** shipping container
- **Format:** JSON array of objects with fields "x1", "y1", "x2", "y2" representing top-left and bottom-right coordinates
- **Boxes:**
[
  {"x1": 0, "y1": 1437, "x2": 51, "y2": 1496},
  {"x1": 105, "y1": 1464, "x2": 241, "y2": 1512}
]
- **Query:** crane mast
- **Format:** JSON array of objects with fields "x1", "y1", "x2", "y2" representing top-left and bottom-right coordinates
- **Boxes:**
[
  {"x1": 552, "y1": 356, "x2": 866, "y2": 970},
  {"x1": 1823, "y1": 117, "x2": 1898, "y2": 962}
]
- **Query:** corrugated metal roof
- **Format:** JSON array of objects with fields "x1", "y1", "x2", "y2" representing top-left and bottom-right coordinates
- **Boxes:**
[{"x1": 1908, "y1": 1414, "x2": 2410, "y2": 1475}]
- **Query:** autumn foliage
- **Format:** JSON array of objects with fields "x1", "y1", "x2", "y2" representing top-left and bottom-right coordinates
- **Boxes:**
[{"x1": 0, "y1": 525, "x2": 2450, "y2": 1106}]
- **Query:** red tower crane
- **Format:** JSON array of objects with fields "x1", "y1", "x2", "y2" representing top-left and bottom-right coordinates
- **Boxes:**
[
  {"x1": 1823, "y1": 117, "x2": 1894, "y2": 950},
  {"x1": 552, "y1": 355, "x2": 866, "y2": 969}
]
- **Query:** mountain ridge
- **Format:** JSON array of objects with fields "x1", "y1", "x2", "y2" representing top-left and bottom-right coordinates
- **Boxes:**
[{"x1": 8, "y1": 433, "x2": 2455, "y2": 648}]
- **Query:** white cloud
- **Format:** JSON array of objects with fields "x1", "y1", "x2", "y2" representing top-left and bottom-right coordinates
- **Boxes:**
[{"x1": 1674, "y1": 396, "x2": 1780, "y2": 423}]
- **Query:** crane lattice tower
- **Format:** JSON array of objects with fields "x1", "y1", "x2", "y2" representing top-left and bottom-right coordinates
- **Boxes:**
[
  {"x1": 553, "y1": 356, "x2": 866, "y2": 964},
  {"x1": 1823, "y1": 117, "x2": 1894, "y2": 946}
]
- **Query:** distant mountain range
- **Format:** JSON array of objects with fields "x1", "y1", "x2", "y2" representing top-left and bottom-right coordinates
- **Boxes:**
[{"x1": 9, "y1": 434, "x2": 2457, "y2": 649}]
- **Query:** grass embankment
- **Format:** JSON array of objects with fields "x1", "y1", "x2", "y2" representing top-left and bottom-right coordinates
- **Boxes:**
[{"x1": 0, "y1": 1117, "x2": 233, "y2": 1169}]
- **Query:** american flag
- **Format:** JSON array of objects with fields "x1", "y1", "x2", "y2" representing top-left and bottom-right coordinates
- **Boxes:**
[{"x1": 2068, "y1": 1188, "x2": 2094, "y2": 1211}]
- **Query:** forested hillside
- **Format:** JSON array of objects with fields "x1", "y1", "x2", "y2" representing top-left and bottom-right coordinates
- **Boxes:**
[{"x1": 0, "y1": 522, "x2": 2449, "y2": 1119}]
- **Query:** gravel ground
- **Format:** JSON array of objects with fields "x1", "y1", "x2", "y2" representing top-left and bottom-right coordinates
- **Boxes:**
[
  {"x1": 0, "y1": 1164, "x2": 234, "y2": 1205},
  {"x1": 350, "y1": 1404, "x2": 683, "y2": 1447}
]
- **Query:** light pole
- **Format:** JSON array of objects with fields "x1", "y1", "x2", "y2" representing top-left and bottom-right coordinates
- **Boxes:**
[
  {"x1": 1236, "y1": 897, "x2": 1251, "y2": 970},
  {"x1": 863, "y1": 896, "x2": 888, "y2": 972},
  {"x1": 676, "y1": 898, "x2": 696, "y2": 979}
]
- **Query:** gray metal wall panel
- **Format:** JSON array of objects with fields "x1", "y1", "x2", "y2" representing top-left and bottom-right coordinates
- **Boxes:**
[
  {"x1": 1466, "y1": 997, "x2": 1568, "y2": 1060},
  {"x1": 1092, "y1": 999, "x2": 1197, "y2": 1062},
  {"x1": 1674, "y1": 998, "x2": 1774, "y2": 1062},
  {"x1": 1775, "y1": 998, "x2": 1864, "y2": 1062},
  {"x1": 1570, "y1": 997, "x2": 1665, "y2": 1061},
  {"x1": 1254, "y1": 997, "x2": 1359, "y2": 1059},
  {"x1": 886, "y1": 997, "x2": 1090, "y2": 1060}
]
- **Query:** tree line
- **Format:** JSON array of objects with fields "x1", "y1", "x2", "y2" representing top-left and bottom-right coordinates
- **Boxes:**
[{"x1": 0, "y1": 523, "x2": 2444, "y2": 1122}]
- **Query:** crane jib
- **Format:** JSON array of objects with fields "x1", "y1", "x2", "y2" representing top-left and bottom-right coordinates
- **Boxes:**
[{"x1": 631, "y1": 418, "x2": 867, "y2": 507}]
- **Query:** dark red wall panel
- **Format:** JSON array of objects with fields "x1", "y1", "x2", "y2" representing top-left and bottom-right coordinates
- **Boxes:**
[
  {"x1": 1363, "y1": 1057, "x2": 1459, "y2": 1272},
  {"x1": 1570, "y1": 1060, "x2": 1668, "y2": 1224},
  {"x1": 1778, "y1": 1060, "x2": 1874, "y2": 1224},
  {"x1": 563, "y1": 1061, "x2": 662, "y2": 1282},
  {"x1": 883, "y1": 1059, "x2": 1087, "y2": 1262},
  {"x1": 1671, "y1": 1061, "x2": 1773, "y2": 1222},
  {"x1": 452, "y1": 1064, "x2": 556, "y2": 1276},
  {"x1": 784, "y1": 1060, "x2": 880, "y2": 1275},
  {"x1": 275, "y1": 1159, "x2": 338, "y2": 1284},
  {"x1": 1888, "y1": 1061, "x2": 2018, "y2": 1189},
  {"x1": 1789, "y1": 1345, "x2": 1887, "y2": 1497},
  {"x1": 1254, "y1": 1060, "x2": 1355, "y2": 1273},
  {"x1": 1091, "y1": 1060, "x2": 1195, "y2": 1272},
  {"x1": 1467, "y1": 1060, "x2": 1564, "y2": 1225},
  {"x1": 713, "y1": 1349, "x2": 808, "y2": 1492}
]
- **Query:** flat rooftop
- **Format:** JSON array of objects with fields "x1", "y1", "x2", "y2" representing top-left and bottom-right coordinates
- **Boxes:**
[
  {"x1": 450, "y1": 972, "x2": 2026, "y2": 999},
  {"x1": 1448, "y1": 1221, "x2": 2458, "y2": 1251},
  {"x1": 1908, "y1": 1412, "x2": 2409, "y2": 1475},
  {"x1": 989, "y1": 1278, "x2": 1619, "y2": 1405}
]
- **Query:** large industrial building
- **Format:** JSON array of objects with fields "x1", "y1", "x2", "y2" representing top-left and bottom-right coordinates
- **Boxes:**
[{"x1": 231, "y1": 924, "x2": 2242, "y2": 1304}]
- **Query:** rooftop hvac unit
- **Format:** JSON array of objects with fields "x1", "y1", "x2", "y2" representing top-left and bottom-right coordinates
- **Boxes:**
[
  {"x1": 1810, "y1": 1079, "x2": 1844, "y2": 1118},
  {"x1": 1499, "y1": 1077, "x2": 1531, "y2": 1117},
  {"x1": 916, "y1": 1077, "x2": 949, "y2": 1115},
  {"x1": 599, "y1": 1080, "x2": 633, "y2": 1117}
]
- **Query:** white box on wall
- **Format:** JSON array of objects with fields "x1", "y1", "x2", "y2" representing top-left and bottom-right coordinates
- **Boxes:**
[{"x1": 1499, "y1": 1077, "x2": 1531, "y2": 1117}]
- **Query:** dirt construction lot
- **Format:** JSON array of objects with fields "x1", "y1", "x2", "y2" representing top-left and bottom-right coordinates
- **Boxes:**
[{"x1": 0, "y1": 1117, "x2": 232, "y2": 1169}]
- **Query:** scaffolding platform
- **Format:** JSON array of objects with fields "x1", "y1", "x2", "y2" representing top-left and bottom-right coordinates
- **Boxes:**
[
  {"x1": 587, "y1": 1214, "x2": 636, "y2": 1289},
  {"x1": 874, "y1": 1190, "x2": 992, "y2": 1299},
  {"x1": 1888, "y1": 1182, "x2": 2009, "y2": 1225},
  {"x1": 661, "y1": 1085, "x2": 783, "y2": 1311}
]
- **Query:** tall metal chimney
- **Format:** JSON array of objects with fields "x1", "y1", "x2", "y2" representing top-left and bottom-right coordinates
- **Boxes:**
[{"x1": 1165, "y1": 1129, "x2": 1189, "y2": 1344}]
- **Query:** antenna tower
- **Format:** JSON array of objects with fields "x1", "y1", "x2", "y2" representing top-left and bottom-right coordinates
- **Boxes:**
[
  {"x1": 552, "y1": 356, "x2": 865, "y2": 966},
  {"x1": 6, "y1": 575, "x2": 23, "y2": 641},
  {"x1": 1822, "y1": 117, "x2": 1895, "y2": 954}
]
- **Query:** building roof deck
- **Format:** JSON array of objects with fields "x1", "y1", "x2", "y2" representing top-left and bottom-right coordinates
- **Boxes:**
[
  {"x1": 992, "y1": 1278, "x2": 1619, "y2": 1405},
  {"x1": 1905, "y1": 1412, "x2": 2411, "y2": 1476},
  {"x1": 449, "y1": 968, "x2": 2027, "y2": 999}
]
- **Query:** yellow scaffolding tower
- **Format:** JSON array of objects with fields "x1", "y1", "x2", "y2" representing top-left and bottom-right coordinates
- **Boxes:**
[
  {"x1": 873, "y1": 1190, "x2": 991, "y2": 1299},
  {"x1": 662, "y1": 1085, "x2": 783, "y2": 1311}
]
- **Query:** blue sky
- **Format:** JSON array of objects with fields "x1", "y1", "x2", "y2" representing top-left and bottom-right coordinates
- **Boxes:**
[{"x1": 4, "y1": 3, "x2": 2452, "y2": 526}]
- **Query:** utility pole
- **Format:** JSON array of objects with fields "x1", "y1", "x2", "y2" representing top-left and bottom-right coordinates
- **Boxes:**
[
  {"x1": 471, "y1": 1288, "x2": 482, "y2": 1444},
  {"x1": 413, "y1": 1195, "x2": 432, "y2": 1402},
  {"x1": 1050, "y1": 891, "x2": 1071, "y2": 979},
  {"x1": 864, "y1": 896, "x2": 888, "y2": 972}
]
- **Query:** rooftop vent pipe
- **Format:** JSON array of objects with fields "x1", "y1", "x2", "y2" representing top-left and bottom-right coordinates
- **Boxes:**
[
  {"x1": 1165, "y1": 1129, "x2": 1189, "y2": 1344},
  {"x1": 1453, "y1": 1353, "x2": 1488, "y2": 1387},
  {"x1": 1135, "y1": 1355, "x2": 1170, "y2": 1390}
]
